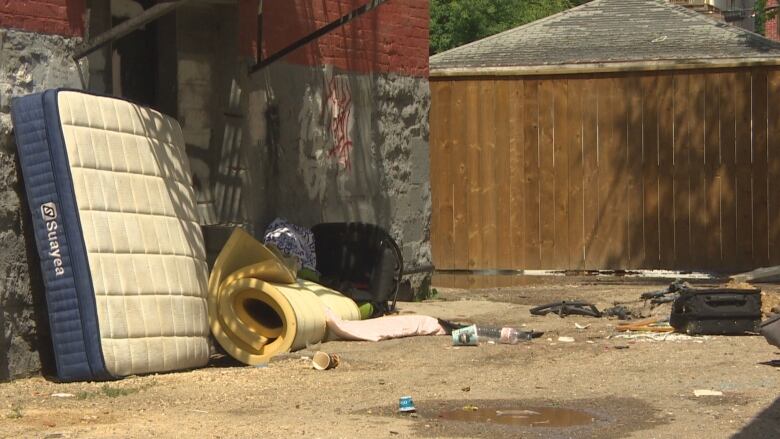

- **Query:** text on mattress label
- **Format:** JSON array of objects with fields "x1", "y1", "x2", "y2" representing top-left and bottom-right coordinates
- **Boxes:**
[{"x1": 41, "y1": 202, "x2": 64, "y2": 276}]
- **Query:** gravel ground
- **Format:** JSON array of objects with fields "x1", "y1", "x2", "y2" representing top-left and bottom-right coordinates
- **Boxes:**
[{"x1": 0, "y1": 276, "x2": 778, "y2": 438}]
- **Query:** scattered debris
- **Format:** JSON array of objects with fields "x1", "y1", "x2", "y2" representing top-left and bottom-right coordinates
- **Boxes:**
[
  {"x1": 530, "y1": 301, "x2": 601, "y2": 318},
  {"x1": 558, "y1": 336, "x2": 575, "y2": 343},
  {"x1": 693, "y1": 389, "x2": 723, "y2": 397},
  {"x1": 731, "y1": 265, "x2": 780, "y2": 284},
  {"x1": 616, "y1": 318, "x2": 673, "y2": 333},
  {"x1": 462, "y1": 405, "x2": 479, "y2": 411},
  {"x1": 602, "y1": 305, "x2": 633, "y2": 320},
  {"x1": 50, "y1": 393, "x2": 75, "y2": 398},
  {"x1": 461, "y1": 386, "x2": 471, "y2": 392},
  {"x1": 640, "y1": 280, "x2": 685, "y2": 304},
  {"x1": 574, "y1": 323, "x2": 590, "y2": 330},
  {"x1": 612, "y1": 333, "x2": 710, "y2": 342}
]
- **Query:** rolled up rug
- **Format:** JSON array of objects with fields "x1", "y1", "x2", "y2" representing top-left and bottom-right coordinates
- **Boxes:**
[{"x1": 208, "y1": 229, "x2": 359, "y2": 365}]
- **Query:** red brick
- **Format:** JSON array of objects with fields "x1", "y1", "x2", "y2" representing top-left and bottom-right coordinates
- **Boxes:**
[
  {"x1": 0, "y1": 0, "x2": 83, "y2": 36},
  {"x1": 262, "y1": 0, "x2": 428, "y2": 76}
]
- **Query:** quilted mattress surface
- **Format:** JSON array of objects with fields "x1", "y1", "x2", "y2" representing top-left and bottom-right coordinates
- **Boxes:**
[{"x1": 11, "y1": 89, "x2": 210, "y2": 381}]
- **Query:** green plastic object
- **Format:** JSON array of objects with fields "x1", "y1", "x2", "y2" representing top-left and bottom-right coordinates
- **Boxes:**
[{"x1": 358, "y1": 302, "x2": 374, "y2": 320}]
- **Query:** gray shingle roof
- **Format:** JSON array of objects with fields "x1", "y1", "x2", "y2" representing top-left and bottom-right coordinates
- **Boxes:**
[{"x1": 430, "y1": 0, "x2": 780, "y2": 72}]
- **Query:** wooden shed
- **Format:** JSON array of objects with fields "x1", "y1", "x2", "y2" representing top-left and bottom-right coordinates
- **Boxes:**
[{"x1": 429, "y1": 0, "x2": 780, "y2": 273}]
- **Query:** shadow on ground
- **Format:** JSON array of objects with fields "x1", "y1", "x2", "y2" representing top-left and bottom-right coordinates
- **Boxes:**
[{"x1": 732, "y1": 396, "x2": 780, "y2": 438}]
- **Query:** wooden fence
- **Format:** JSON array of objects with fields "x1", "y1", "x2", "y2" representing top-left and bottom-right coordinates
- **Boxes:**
[{"x1": 430, "y1": 67, "x2": 780, "y2": 272}]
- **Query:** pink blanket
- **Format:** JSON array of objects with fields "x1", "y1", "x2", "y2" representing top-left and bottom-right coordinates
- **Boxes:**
[{"x1": 325, "y1": 308, "x2": 447, "y2": 342}]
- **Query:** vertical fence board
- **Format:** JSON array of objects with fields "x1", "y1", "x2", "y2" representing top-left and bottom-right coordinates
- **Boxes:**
[
  {"x1": 719, "y1": 72, "x2": 738, "y2": 270},
  {"x1": 539, "y1": 80, "x2": 557, "y2": 267},
  {"x1": 626, "y1": 75, "x2": 644, "y2": 269},
  {"x1": 494, "y1": 80, "x2": 512, "y2": 269},
  {"x1": 673, "y1": 74, "x2": 692, "y2": 268},
  {"x1": 642, "y1": 75, "x2": 661, "y2": 268},
  {"x1": 553, "y1": 80, "x2": 570, "y2": 268},
  {"x1": 735, "y1": 72, "x2": 754, "y2": 270},
  {"x1": 478, "y1": 81, "x2": 498, "y2": 269},
  {"x1": 768, "y1": 70, "x2": 780, "y2": 264},
  {"x1": 658, "y1": 74, "x2": 676, "y2": 268},
  {"x1": 688, "y1": 74, "x2": 708, "y2": 269},
  {"x1": 509, "y1": 81, "x2": 526, "y2": 268},
  {"x1": 429, "y1": 81, "x2": 453, "y2": 269},
  {"x1": 465, "y1": 81, "x2": 482, "y2": 269},
  {"x1": 582, "y1": 78, "x2": 599, "y2": 268},
  {"x1": 450, "y1": 81, "x2": 470, "y2": 269},
  {"x1": 753, "y1": 69, "x2": 769, "y2": 267},
  {"x1": 524, "y1": 80, "x2": 542, "y2": 268},
  {"x1": 612, "y1": 78, "x2": 630, "y2": 268},
  {"x1": 567, "y1": 78, "x2": 586, "y2": 269},
  {"x1": 704, "y1": 74, "x2": 721, "y2": 268}
]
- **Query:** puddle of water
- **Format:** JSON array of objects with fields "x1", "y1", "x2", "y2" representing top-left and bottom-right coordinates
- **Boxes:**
[{"x1": 437, "y1": 406, "x2": 594, "y2": 428}]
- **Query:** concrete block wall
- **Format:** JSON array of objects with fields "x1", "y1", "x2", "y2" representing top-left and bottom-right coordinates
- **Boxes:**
[{"x1": 0, "y1": 28, "x2": 84, "y2": 380}]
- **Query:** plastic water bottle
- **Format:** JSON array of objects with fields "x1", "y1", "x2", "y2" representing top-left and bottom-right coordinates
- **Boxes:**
[{"x1": 476, "y1": 326, "x2": 531, "y2": 344}]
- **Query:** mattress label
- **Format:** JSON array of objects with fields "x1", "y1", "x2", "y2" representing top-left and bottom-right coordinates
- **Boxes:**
[{"x1": 41, "y1": 202, "x2": 64, "y2": 276}]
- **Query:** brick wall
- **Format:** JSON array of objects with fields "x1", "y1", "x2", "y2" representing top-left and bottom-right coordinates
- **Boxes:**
[
  {"x1": 768, "y1": 0, "x2": 780, "y2": 41},
  {"x1": 261, "y1": 0, "x2": 428, "y2": 77},
  {"x1": 0, "y1": 0, "x2": 85, "y2": 37}
]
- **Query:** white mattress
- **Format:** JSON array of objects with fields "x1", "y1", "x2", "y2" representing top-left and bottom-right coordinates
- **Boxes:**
[{"x1": 56, "y1": 91, "x2": 210, "y2": 376}]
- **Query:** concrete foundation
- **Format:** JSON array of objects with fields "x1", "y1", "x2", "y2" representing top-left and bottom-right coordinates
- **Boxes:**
[{"x1": 0, "y1": 29, "x2": 84, "y2": 380}]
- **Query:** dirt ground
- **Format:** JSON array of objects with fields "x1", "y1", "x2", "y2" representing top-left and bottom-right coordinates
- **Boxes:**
[{"x1": 1, "y1": 276, "x2": 779, "y2": 438}]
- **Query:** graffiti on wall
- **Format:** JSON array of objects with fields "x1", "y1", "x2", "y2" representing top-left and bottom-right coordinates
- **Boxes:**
[
  {"x1": 324, "y1": 75, "x2": 353, "y2": 171},
  {"x1": 296, "y1": 72, "x2": 355, "y2": 202}
]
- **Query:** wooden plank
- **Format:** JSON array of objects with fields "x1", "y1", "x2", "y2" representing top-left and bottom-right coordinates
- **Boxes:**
[
  {"x1": 567, "y1": 78, "x2": 585, "y2": 269},
  {"x1": 752, "y1": 69, "x2": 769, "y2": 267},
  {"x1": 688, "y1": 73, "x2": 708, "y2": 270},
  {"x1": 641, "y1": 74, "x2": 661, "y2": 268},
  {"x1": 626, "y1": 75, "x2": 644, "y2": 269},
  {"x1": 465, "y1": 80, "x2": 482, "y2": 269},
  {"x1": 450, "y1": 81, "x2": 470, "y2": 269},
  {"x1": 612, "y1": 77, "x2": 630, "y2": 268},
  {"x1": 582, "y1": 78, "x2": 599, "y2": 268},
  {"x1": 494, "y1": 80, "x2": 512, "y2": 269},
  {"x1": 594, "y1": 78, "x2": 618, "y2": 267},
  {"x1": 704, "y1": 73, "x2": 721, "y2": 269},
  {"x1": 735, "y1": 71, "x2": 753, "y2": 271},
  {"x1": 719, "y1": 72, "x2": 737, "y2": 272},
  {"x1": 552, "y1": 79, "x2": 570, "y2": 268},
  {"x1": 509, "y1": 80, "x2": 526, "y2": 268},
  {"x1": 657, "y1": 73, "x2": 675, "y2": 268},
  {"x1": 538, "y1": 80, "x2": 556, "y2": 268},
  {"x1": 524, "y1": 80, "x2": 542, "y2": 269},
  {"x1": 478, "y1": 80, "x2": 498, "y2": 269},
  {"x1": 672, "y1": 74, "x2": 692, "y2": 268},
  {"x1": 768, "y1": 70, "x2": 780, "y2": 265},
  {"x1": 429, "y1": 81, "x2": 453, "y2": 269}
]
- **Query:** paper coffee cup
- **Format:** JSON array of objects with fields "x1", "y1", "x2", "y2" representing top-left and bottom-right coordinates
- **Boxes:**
[{"x1": 312, "y1": 351, "x2": 340, "y2": 370}]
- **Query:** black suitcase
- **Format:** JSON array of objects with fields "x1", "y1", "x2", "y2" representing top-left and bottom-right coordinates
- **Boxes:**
[{"x1": 670, "y1": 286, "x2": 762, "y2": 335}]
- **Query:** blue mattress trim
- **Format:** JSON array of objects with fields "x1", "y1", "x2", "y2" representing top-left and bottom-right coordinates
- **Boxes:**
[{"x1": 11, "y1": 89, "x2": 110, "y2": 382}]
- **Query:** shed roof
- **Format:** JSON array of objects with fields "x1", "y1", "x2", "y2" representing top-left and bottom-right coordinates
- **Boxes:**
[{"x1": 430, "y1": 0, "x2": 780, "y2": 76}]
